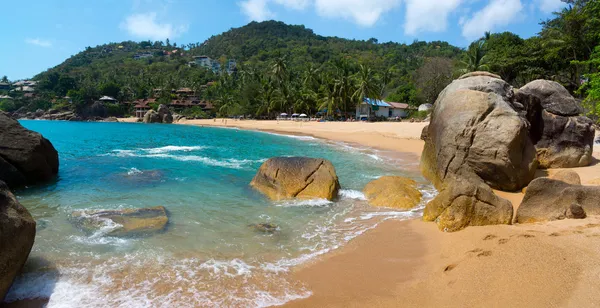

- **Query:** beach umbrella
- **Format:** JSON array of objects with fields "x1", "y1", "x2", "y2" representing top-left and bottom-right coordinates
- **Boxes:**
[
  {"x1": 280, "y1": 113, "x2": 288, "y2": 116},
  {"x1": 299, "y1": 114, "x2": 307, "y2": 117},
  {"x1": 292, "y1": 113, "x2": 300, "y2": 117}
]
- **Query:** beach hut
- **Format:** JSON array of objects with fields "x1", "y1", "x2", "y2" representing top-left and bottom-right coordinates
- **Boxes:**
[{"x1": 356, "y1": 98, "x2": 391, "y2": 120}]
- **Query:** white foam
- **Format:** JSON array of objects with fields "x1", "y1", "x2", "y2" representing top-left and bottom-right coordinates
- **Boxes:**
[
  {"x1": 104, "y1": 151, "x2": 263, "y2": 169},
  {"x1": 199, "y1": 259, "x2": 255, "y2": 277},
  {"x1": 126, "y1": 167, "x2": 143, "y2": 176},
  {"x1": 367, "y1": 153, "x2": 382, "y2": 161},
  {"x1": 276, "y1": 199, "x2": 333, "y2": 207},
  {"x1": 338, "y1": 189, "x2": 367, "y2": 200},
  {"x1": 141, "y1": 145, "x2": 206, "y2": 154},
  {"x1": 265, "y1": 132, "x2": 317, "y2": 141}
]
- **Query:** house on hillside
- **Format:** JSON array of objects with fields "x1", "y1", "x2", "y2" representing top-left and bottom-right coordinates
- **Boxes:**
[
  {"x1": 133, "y1": 52, "x2": 153, "y2": 60},
  {"x1": 0, "y1": 83, "x2": 10, "y2": 90},
  {"x1": 0, "y1": 95, "x2": 13, "y2": 100},
  {"x1": 134, "y1": 98, "x2": 155, "y2": 118}
]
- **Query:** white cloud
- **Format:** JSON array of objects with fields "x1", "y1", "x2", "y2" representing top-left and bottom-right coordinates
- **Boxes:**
[
  {"x1": 240, "y1": 0, "x2": 398, "y2": 26},
  {"x1": 314, "y1": 0, "x2": 401, "y2": 27},
  {"x1": 240, "y1": 0, "x2": 275, "y2": 21},
  {"x1": 121, "y1": 12, "x2": 187, "y2": 41},
  {"x1": 404, "y1": 0, "x2": 464, "y2": 35},
  {"x1": 536, "y1": 0, "x2": 564, "y2": 14},
  {"x1": 25, "y1": 38, "x2": 52, "y2": 48},
  {"x1": 274, "y1": 0, "x2": 310, "y2": 10},
  {"x1": 461, "y1": 0, "x2": 523, "y2": 40}
]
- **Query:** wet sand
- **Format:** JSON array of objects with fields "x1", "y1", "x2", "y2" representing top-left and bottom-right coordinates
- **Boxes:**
[{"x1": 117, "y1": 118, "x2": 600, "y2": 307}]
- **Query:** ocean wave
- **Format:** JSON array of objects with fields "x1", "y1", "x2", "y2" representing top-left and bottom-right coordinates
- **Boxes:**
[
  {"x1": 265, "y1": 132, "x2": 317, "y2": 141},
  {"x1": 104, "y1": 150, "x2": 265, "y2": 169},
  {"x1": 5, "y1": 255, "x2": 312, "y2": 308},
  {"x1": 141, "y1": 145, "x2": 207, "y2": 154},
  {"x1": 275, "y1": 199, "x2": 333, "y2": 207},
  {"x1": 338, "y1": 189, "x2": 367, "y2": 200}
]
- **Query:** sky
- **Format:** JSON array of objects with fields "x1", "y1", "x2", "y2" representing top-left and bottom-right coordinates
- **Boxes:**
[{"x1": 0, "y1": 0, "x2": 566, "y2": 80}]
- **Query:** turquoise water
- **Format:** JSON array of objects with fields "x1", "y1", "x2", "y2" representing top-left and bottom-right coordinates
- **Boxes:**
[{"x1": 6, "y1": 121, "x2": 434, "y2": 307}]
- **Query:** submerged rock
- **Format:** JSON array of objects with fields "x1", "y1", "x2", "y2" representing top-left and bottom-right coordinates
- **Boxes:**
[
  {"x1": 249, "y1": 222, "x2": 279, "y2": 233},
  {"x1": 250, "y1": 157, "x2": 340, "y2": 201},
  {"x1": 516, "y1": 178, "x2": 600, "y2": 223},
  {"x1": 71, "y1": 206, "x2": 168, "y2": 237},
  {"x1": 0, "y1": 113, "x2": 59, "y2": 189},
  {"x1": 0, "y1": 181, "x2": 36, "y2": 301},
  {"x1": 363, "y1": 176, "x2": 422, "y2": 209}
]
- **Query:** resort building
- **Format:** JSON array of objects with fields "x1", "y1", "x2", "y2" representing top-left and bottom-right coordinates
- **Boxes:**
[
  {"x1": 133, "y1": 99, "x2": 154, "y2": 118},
  {"x1": 133, "y1": 52, "x2": 153, "y2": 60},
  {"x1": 356, "y1": 98, "x2": 409, "y2": 120},
  {"x1": 0, "y1": 83, "x2": 10, "y2": 90},
  {"x1": 191, "y1": 56, "x2": 236, "y2": 74}
]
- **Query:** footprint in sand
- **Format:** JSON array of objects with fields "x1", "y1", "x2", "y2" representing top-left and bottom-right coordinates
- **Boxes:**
[
  {"x1": 477, "y1": 251, "x2": 492, "y2": 257},
  {"x1": 498, "y1": 238, "x2": 509, "y2": 244},
  {"x1": 483, "y1": 234, "x2": 497, "y2": 241},
  {"x1": 444, "y1": 264, "x2": 457, "y2": 272},
  {"x1": 517, "y1": 234, "x2": 535, "y2": 238}
]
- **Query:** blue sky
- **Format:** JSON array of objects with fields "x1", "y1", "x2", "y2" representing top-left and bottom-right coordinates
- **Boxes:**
[{"x1": 0, "y1": 0, "x2": 566, "y2": 80}]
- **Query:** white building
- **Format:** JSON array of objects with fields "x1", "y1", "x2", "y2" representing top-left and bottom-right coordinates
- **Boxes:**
[{"x1": 356, "y1": 98, "x2": 409, "y2": 120}]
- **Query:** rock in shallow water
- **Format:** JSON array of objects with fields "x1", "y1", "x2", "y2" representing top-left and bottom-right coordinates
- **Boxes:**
[
  {"x1": 250, "y1": 157, "x2": 340, "y2": 201},
  {"x1": 71, "y1": 206, "x2": 168, "y2": 237},
  {"x1": 363, "y1": 176, "x2": 422, "y2": 210},
  {"x1": 249, "y1": 222, "x2": 279, "y2": 233},
  {"x1": 0, "y1": 181, "x2": 36, "y2": 301}
]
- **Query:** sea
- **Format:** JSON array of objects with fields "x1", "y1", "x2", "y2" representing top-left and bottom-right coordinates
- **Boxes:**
[{"x1": 5, "y1": 120, "x2": 436, "y2": 307}]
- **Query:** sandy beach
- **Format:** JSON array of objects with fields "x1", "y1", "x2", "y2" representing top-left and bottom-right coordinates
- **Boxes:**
[{"x1": 165, "y1": 118, "x2": 600, "y2": 307}]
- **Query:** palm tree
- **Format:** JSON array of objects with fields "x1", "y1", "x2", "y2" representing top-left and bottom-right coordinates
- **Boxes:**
[
  {"x1": 319, "y1": 80, "x2": 341, "y2": 117},
  {"x1": 271, "y1": 55, "x2": 288, "y2": 85},
  {"x1": 353, "y1": 64, "x2": 380, "y2": 119},
  {"x1": 457, "y1": 40, "x2": 489, "y2": 74}
]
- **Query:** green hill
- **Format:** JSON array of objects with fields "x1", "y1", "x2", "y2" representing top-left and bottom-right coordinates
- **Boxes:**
[{"x1": 26, "y1": 21, "x2": 461, "y2": 109}]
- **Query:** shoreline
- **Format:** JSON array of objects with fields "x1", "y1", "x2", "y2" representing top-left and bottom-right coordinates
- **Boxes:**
[{"x1": 167, "y1": 118, "x2": 600, "y2": 307}]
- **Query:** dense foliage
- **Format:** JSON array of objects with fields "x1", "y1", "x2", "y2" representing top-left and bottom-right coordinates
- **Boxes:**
[{"x1": 2, "y1": 1, "x2": 600, "y2": 121}]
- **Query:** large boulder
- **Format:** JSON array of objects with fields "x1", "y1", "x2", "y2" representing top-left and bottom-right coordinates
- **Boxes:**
[
  {"x1": 157, "y1": 104, "x2": 173, "y2": 124},
  {"x1": 363, "y1": 176, "x2": 422, "y2": 209},
  {"x1": 143, "y1": 110, "x2": 161, "y2": 123},
  {"x1": 516, "y1": 178, "x2": 600, "y2": 223},
  {"x1": 517, "y1": 80, "x2": 595, "y2": 168},
  {"x1": 0, "y1": 181, "x2": 36, "y2": 301},
  {"x1": 421, "y1": 73, "x2": 537, "y2": 191},
  {"x1": 549, "y1": 170, "x2": 581, "y2": 185},
  {"x1": 71, "y1": 206, "x2": 169, "y2": 237},
  {"x1": 423, "y1": 176, "x2": 513, "y2": 232},
  {"x1": 0, "y1": 113, "x2": 59, "y2": 189},
  {"x1": 250, "y1": 157, "x2": 340, "y2": 201}
]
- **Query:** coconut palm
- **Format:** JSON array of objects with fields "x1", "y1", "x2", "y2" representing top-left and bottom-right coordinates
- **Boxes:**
[{"x1": 457, "y1": 40, "x2": 489, "y2": 74}]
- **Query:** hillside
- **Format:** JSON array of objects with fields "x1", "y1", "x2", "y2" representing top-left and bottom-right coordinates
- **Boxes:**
[{"x1": 28, "y1": 21, "x2": 462, "y2": 105}]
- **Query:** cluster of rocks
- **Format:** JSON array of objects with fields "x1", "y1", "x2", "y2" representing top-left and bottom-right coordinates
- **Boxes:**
[
  {"x1": 143, "y1": 104, "x2": 176, "y2": 124},
  {"x1": 0, "y1": 112, "x2": 59, "y2": 300},
  {"x1": 420, "y1": 72, "x2": 595, "y2": 231},
  {"x1": 251, "y1": 157, "x2": 423, "y2": 210}
]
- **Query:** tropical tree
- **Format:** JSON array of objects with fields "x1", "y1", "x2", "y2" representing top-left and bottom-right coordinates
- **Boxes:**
[{"x1": 457, "y1": 39, "x2": 489, "y2": 74}]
